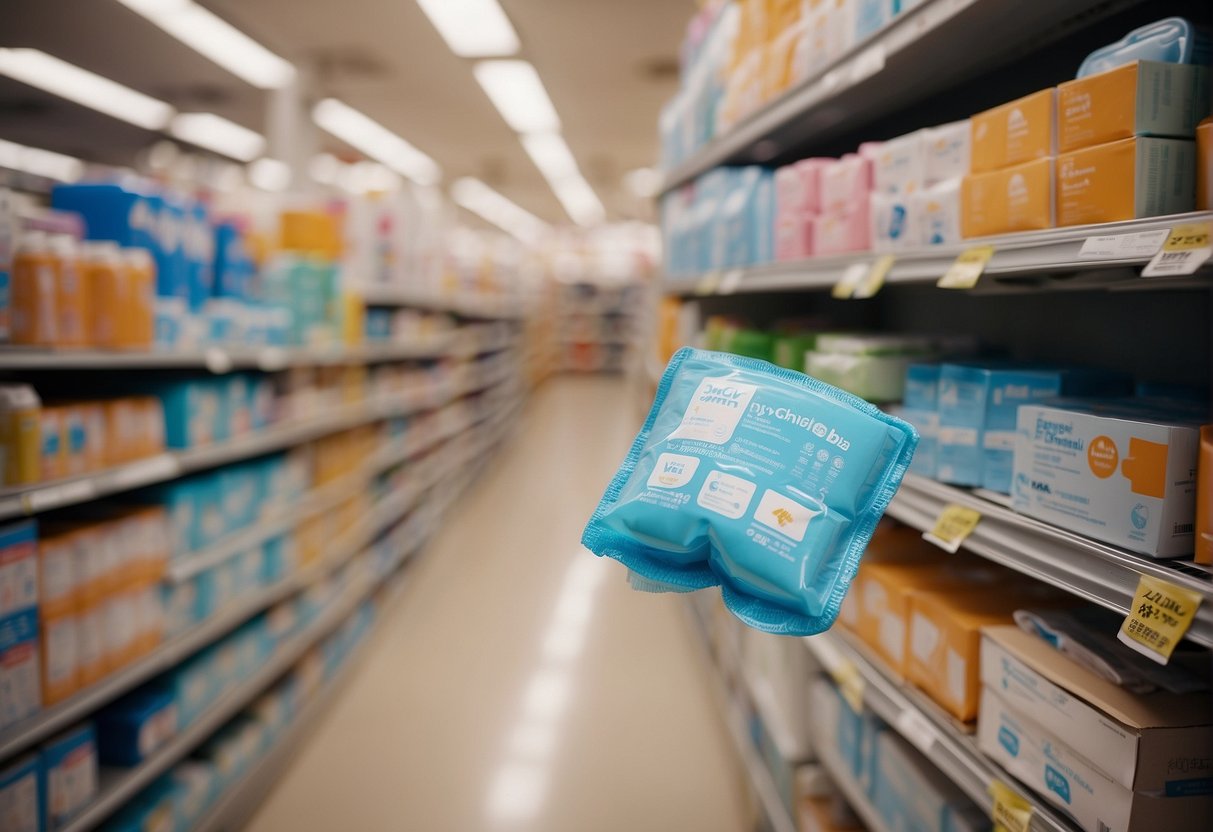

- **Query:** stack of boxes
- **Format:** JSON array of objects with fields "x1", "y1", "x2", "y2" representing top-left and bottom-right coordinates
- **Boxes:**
[
  {"x1": 0, "y1": 521, "x2": 40, "y2": 732},
  {"x1": 870, "y1": 121, "x2": 971, "y2": 252}
]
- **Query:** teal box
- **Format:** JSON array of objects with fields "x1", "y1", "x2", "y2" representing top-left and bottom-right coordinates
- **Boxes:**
[
  {"x1": 171, "y1": 649, "x2": 216, "y2": 728},
  {"x1": 873, "y1": 732, "x2": 979, "y2": 832},
  {"x1": 153, "y1": 380, "x2": 222, "y2": 449},
  {"x1": 835, "y1": 688, "x2": 865, "y2": 777},
  {"x1": 904, "y1": 363, "x2": 941, "y2": 410},
  {"x1": 0, "y1": 754, "x2": 40, "y2": 832},
  {"x1": 722, "y1": 166, "x2": 775, "y2": 268}
]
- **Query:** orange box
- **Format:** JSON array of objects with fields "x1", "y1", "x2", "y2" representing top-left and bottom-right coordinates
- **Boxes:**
[
  {"x1": 1197, "y1": 426, "x2": 1212, "y2": 566},
  {"x1": 970, "y1": 88, "x2": 1055, "y2": 173},
  {"x1": 1198, "y1": 118, "x2": 1212, "y2": 211},
  {"x1": 39, "y1": 405, "x2": 66, "y2": 482},
  {"x1": 1056, "y1": 136, "x2": 1195, "y2": 227},
  {"x1": 1057, "y1": 61, "x2": 1209, "y2": 154},
  {"x1": 10, "y1": 239, "x2": 57, "y2": 346},
  {"x1": 40, "y1": 608, "x2": 79, "y2": 705},
  {"x1": 961, "y1": 157, "x2": 1054, "y2": 238},
  {"x1": 75, "y1": 596, "x2": 109, "y2": 687},
  {"x1": 906, "y1": 583, "x2": 1069, "y2": 721},
  {"x1": 839, "y1": 522, "x2": 947, "y2": 635}
]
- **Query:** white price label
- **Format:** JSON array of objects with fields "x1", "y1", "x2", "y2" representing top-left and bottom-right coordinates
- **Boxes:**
[
  {"x1": 849, "y1": 45, "x2": 886, "y2": 84},
  {"x1": 831, "y1": 263, "x2": 870, "y2": 299},
  {"x1": 895, "y1": 708, "x2": 940, "y2": 755},
  {"x1": 1078, "y1": 229, "x2": 1169, "y2": 260},
  {"x1": 718, "y1": 269, "x2": 744, "y2": 295}
]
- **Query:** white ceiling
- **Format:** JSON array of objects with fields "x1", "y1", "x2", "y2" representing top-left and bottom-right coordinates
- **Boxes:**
[{"x1": 0, "y1": 0, "x2": 691, "y2": 224}]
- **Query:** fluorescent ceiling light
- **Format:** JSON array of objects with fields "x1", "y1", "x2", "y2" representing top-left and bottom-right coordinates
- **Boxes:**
[
  {"x1": 520, "y1": 132, "x2": 605, "y2": 226},
  {"x1": 550, "y1": 174, "x2": 606, "y2": 227},
  {"x1": 473, "y1": 60, "x2": 559, "y2": 133},
  {"x1": 415, "y1": 0, "x2": 519, "y2": 57},
  {"x1": 451, "y1": 177, "x2": 549, "y2": 244},
  {"x1": 248, "y1": 158, "x2": 291, "y2": 191},
  {"x1": 0, "y1": 48, "x2": 173, "y2": 129},
  {"x1": 170, "y1": 113, "x2": 265, "y2": 161},
  {"x1": 115, "y1": 0, "x2": 295, "y2": 89},
  {"x1": 312, "y1": 98, "x2": 441, "y2": 186},
  {"x1": 0, "y1": 138, "x2": 84, "y2": 181},
  {"x1": 308, "y1": 153, "x2": 342, "y2": 186}
]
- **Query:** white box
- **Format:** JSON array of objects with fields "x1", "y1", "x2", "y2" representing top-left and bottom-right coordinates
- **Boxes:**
[
  {"x1": 912, "y1": 178, "x2": 963, "y2": 246},
  {"x1": 1012, "y1": 401, "x2": 1202, "y2": 557},
  {"x1": 978, "y1": 686, "x2": 1213, "y2": 832},
  {"x1": 980, "y1": 626, "x2": 1213, "y2": 793},
  {"x1": 871, "y1": 129, "x2": 929, "y2": 195},
  {"x1": 870, "y1": 192, "x2": 921, "y2": 251},
  {"x1": 924, "y1": 121, "x2": 971, "y2": 185}
]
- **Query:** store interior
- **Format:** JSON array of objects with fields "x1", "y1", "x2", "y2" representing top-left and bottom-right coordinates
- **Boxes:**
[{"x1": 0, "y1": 2, "x2": 1211, "y2": 831}]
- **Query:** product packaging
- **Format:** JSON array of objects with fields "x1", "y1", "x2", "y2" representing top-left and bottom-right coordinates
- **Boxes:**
[
  {"x1": 583, "y1": 348, "x2": 917, "y2": 635},
  {"x1": 1056, "y1": 136, "x2": 1196, "y2": 226},
  {"x1": 970, "y1": 88, "x2": 1056, "y2": 173},
  {"x1": 961, "y1": 158, "x2": 1055, "y2": 238},
  {"x1": 39, "y1": 725, "x2": 98, "y2": 828}
]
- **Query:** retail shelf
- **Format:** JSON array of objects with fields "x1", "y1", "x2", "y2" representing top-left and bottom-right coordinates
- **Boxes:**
[
  {"x1": 0, "y1": 366, "x2": 516, "y2": 522},
  {"x1": 557, "y1": 335, "x2": 632, "y2": 346},
  {"x1": 660, "y1": 0, "x2": 1139, "y2": 192},
  {"x1": 0, "y1": 335, "x2": 456, "y2": 373},
  {"x1": 683, "y1": 601, "x2": 798, "y2": 832},
  {"x1": 803, "y1": 630, "x2": 1078, "y2": 832},
  {"x1": 664, "y1": 214, "x2": 1213, "y2": 295},
  {"x1": 0, "y1": 434, "x2": 464, "y2": 763},
  {"x1": 809, "y1": 722, "x2": 893, "y2": 832},
  {"x1": 743, "y1": 673, "x2": 813, "y2": 763},
  {"x1": 888, "y1": 473, "x2": 1213, "y2": 647},
  {"x1": 359, "y1": 286, "x2": 528, "y2": 319}
]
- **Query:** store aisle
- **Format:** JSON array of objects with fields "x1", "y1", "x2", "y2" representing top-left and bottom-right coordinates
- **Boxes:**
[{"x1": 246, "y1": 377, "x2": 751, "y2": 832}]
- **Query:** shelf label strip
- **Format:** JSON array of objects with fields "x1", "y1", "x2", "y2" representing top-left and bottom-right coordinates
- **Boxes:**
[
  {"x1": 1078, "y1": 228, "x2": 1169, "y2": 260},
  {"x1": 1117, "y1": 575, "x2": 1203, "y2": 664},
  {"x1": 1141, "y1": 222, "x2": 1212, "y2": 277},
  {"x1": 923, "y1": 504, "x2": 982, "y2": 553}
]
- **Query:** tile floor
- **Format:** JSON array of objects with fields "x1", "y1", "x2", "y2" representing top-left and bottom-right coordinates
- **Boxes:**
[{"x1": 245, "y1": 376, "x2": 751, "y2": 832}]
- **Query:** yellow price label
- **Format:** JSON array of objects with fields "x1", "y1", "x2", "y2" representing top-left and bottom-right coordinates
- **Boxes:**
[
  {"x1": 1143, "y1": 222, "x2": 1213, "y2": 277},
  {"x1": 831, "y1": 660, "x2": 865, "y2": 713},
  {"x1": 1117, "y1": 575, "x2": 1203, "y2": 664},
  {"x1": 923, "y1": 504, "x2": 982, "y2": 553},
  {"x1": 938, "y1": 245, "x2": 996, "y2": 289},
  {"x1": 990, "y1": 780, "x2": 1033, "y2": 832},
  {"x1": 694, "y1": 272, "x2": 722, "y2": 296},
  {"x1": 831, "y1": 263, "x2": 869, "y2": 299},
  {"x1": 853, "y1": 255, "x2": 896, "y2": 299}
]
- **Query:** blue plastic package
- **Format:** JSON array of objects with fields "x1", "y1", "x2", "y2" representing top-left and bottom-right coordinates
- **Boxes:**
[
  {"x1": 582, "y1": 348, "x2": 917, "y2": 636},
  {"x1": 1079, "y1": 17, "x2": 1211, "y2": 77}
]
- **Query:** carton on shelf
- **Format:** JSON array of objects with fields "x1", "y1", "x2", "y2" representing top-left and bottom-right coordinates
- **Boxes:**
[
  {"x1": 970, "y1": 88, "x2": 1056, "y2": 173},
  {"x1": 1056, "y1": 136, "x2": 1195, "y2": 227},
  {"x1": 961, "y1": 157, "x2": 1054, "y2": 238}
]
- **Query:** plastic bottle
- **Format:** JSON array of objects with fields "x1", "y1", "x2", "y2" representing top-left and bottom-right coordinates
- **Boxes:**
[
  {"x1": 0, "y1": 384, "x2": 42, "y2": 485},
  {"x1": 123, "y1": 248, "x2": 156, "y2": 349},
  {"x1": 82, "y1": 241, "x2": 123, "y2": 349},
  {"x1": 50, "y1": 234, "x2": 90, "y2": 347},
  {"x1": 10, "y1": 231, "x2": 57, "y2": 346}
]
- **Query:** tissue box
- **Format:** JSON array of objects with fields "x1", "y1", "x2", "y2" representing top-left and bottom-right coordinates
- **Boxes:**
[
  {"x1": 776, "y1": 158, "x2": 830, "y2": 216},
  {"x1": 722, "y1": 167, "x2": 775, "y2": 267},
  {"x1": 871, "y1": 130, "x2": 929, "y2": 195},
  {"x1": 914, "y1": 178, "x2": 963, "y2": 245},
  {"x1": 978, "y1": 686, "x2": 1213, "y2": 832},
  {"x1": 970, "y1": 88, "x2": 1056, "y2": 173},
  {"x1": 816, "y1": 206, "x2": 870, "y2": 255},
  {"x1": 981, "y1": 626, "x2": 1213, "y2": 794},
  {"x1": 1056, "y1": 136, "x2": 1195, "y2": 226},
  {"x1": 1012, "y1": 400, "x2": 1202, "y2": 557},
  {"x1": 961, "y1": 157, "x2": 1055, "y2": 238},
  {"x1": 820, "y1": 154, "x2": 872, "y2": 215},
  {"x1": 925, "y1": 121, "x2": 971, "y2": 184},
  {"x1": 870, "y1": 193, "x2": 920, "y2": 251},
  {"x1": 775, "y1": 213, "x2": 815, "y2": 261},
  {"x1": 1057, "y1": 61, "x2": 1210, "y2": 153}
]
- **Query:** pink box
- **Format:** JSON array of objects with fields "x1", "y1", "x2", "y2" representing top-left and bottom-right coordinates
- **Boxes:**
[
  {"x1": 815, "y1": 203, "x2": 871, "y2": 255},
  {"x1": 775, "y1": 212, "x2": 816, "y2": 261},
  {"x1": 775, "y1": 158, "x2": 832, "y2": 219},
  {"x1": 820, "y1": 153, "x2": 872, "y2": 216}
]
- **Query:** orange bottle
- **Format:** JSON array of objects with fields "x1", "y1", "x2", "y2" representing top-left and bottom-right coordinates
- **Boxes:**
[
  {"x1": 82, "y1": 242, "x2": 123, "y2": 349},
  {"x1": 123, "y1": 248, "x2": 156, "y2": 349},
  {"x1": 10, "y1": 232, "x2": 57, "y2": 346},
  {"x1": 50, "y1": 234, "x2": 89, "y2": 347}
]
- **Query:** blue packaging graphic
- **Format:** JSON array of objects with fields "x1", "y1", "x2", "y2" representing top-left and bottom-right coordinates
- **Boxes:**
[{"x1": 583, "y1": 348, "x2": 917, "y2": 635}]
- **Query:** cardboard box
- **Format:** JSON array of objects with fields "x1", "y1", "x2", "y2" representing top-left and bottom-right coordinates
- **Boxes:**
[
  {"x1": 961, "y1": 157, "x2": 1054, "y2": 238},
  {"x1": 978, "y1": 686, "x2": 1213, "y2": 832},
  {"x1": 0, "y1": 609, "x2": 41, "y2": 730},
  {"x1": 1012, "y1": 400, "x2": 1202, "y2": 557},
  {"x1": 971, "y1": 88, "x2": 1056, "y2": 173},
  {"x1": 925, "y1": 121, "x2": 972, "y2": 185},
  {"x1": 1197, "y1": 117, "x2": 1211, "y2": 211},
  {"x1": 1198, "y1": 425, "x2": 1212, "y2": 565},
  {"x1": 39, "y1": 724, "x2": 98, "y2": 829},
  {"x1": 906, "y1": 584, "x2": 1067, "y2": 721},
  {"x1": 871, "y1": 129, "x2": 929, "y2": 196},
  {"x1": 0, "y1": 755, "x2": 40, "y2": 832},
  {"x1": 1057, "y1": 61, "x2": 1210, "y2": 153},
  {"x1": 872, "y1": 731, "x2": 985, "y2": 832},
  {"x1": 1057, "y1": 136, "x2": 1195, "y2": 227},
  {"x1": 980, "y1": 626, "x2": 1213, "y2": 793}
]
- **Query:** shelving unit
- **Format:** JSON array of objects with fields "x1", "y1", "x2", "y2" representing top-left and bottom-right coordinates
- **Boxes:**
[
  {"x1": 359, "y1": 286, "x2": 529, "y2": 319},
  {"x1": 665, "y1": 214, "x2": 1213, "y2": 295},
  {"x1": 802, "y1": 631, "x2": 1080, "y2": 832},
  {"x1": 807, "y1": 723, "x2": 894, "y2": 832},
  {"x1": 661, "y1": 0, "x2": 1147, "y2": 192},
  {"x1": 888, "y1": 473, "x2": 1213, "y2": 646}
]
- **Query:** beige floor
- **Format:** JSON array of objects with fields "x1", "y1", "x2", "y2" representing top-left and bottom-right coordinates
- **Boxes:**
[{"x1": 246, "y1": 376, "x2": 751, "y2": 832}]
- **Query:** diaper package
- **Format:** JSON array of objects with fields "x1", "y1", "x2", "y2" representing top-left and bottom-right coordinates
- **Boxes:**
[{"x1": 582, "y1": 348, "x2": 918, "y2": 636}]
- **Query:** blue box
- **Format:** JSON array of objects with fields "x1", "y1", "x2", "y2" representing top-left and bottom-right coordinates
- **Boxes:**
[
  {"x1": 184, "y1": 201, "x2": 213, "y2": 314},
  {"x1": 218, "y1": 464, "x2": 260, "y2": 534},
  {"x1": 937, "y1": 363, "x2": 1130, "y2": 492},
  {"x1": 95, "y1": 688, "x2": 178, "y2": 766},
  {"x1": 835, "y1": 688, "x2": 865, "y2": 778},
  {"x1": 904, "y1": 363, "x2": 941, "y2": 410},
  {"x1": 212, "y1": 222, "x2": 252, "y2": 300},
  {"x1": 39, "y1": 724, "x2": 97, "y2": 829},
  {"x1": 173, "y1": 762, "x2": 218, "y2": 831},
  {"x1": 0, "y1": 609, "x2": 41, "y2": 730},
  {"x1": 0, "y1": 520, "x2": 38, "y2": 618},
  {"x1": 170, "y1": 649, "x2": 216, "y2": 729},
  {"x1": 722, "y1": 167, "x2": 775, "y2": 268},
  {"x1": 0, "y1": 755, "x2": 40, "y2": 832},
  {"x1": 152, "y1": 380, "x2": 222, "y2": 449},
  {"x1": 99, "y1": 776, "x2": 174, "y2": 832}
]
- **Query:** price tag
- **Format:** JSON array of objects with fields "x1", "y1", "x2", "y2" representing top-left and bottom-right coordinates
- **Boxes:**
[
  {"x1": 831, "y1": 660, "x2": 866, "y2": 713},
  {"x1": 718, "y1": 269, "x2": 744, "y2": 295},
  {"x1": 923, "y1": 504, "x2": 981, "y2": 553},
  {"x1": 990, "y1": 780, "x2": 1033, "y2": 832},
  {"x1": 1078, "y1": 228, "x2": 1169, "y2": 260},
  {"x1": 1117, "y1": 575, "x2": 1203, "y2": 664},
  {"x1": 694, "y1": 272, "x2": 722, "y2": 296},
  {"x1": 849, "y1": 45, "x2": 887, "y2": 84},
  {"x1": 203, "y1": 347, "x2": 232, "y2": 375},
  {"x1": 832, "y1": 263, "x2": 870, "y2": 299},
  {"x1": 938, "y1": 245, "x2": 996, "y2": 289},
  {"x1": 1142, "y1": 222, "x2": 1212, "y2": 277},
  {"x1": 895, "y1": 708, "x2": 940, "y2": 755},
  {"x1": 852, "y1": 255, "x2": 895, "y2": 299}
]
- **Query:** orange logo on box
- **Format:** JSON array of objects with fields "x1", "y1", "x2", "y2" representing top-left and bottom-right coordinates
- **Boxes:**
[
  {"x1": 1087, "y1": 435, "x2": 1119, "y2": 478},
  {"x1": 772, "y1": 507, "x2": 794, "y2": 527}
]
